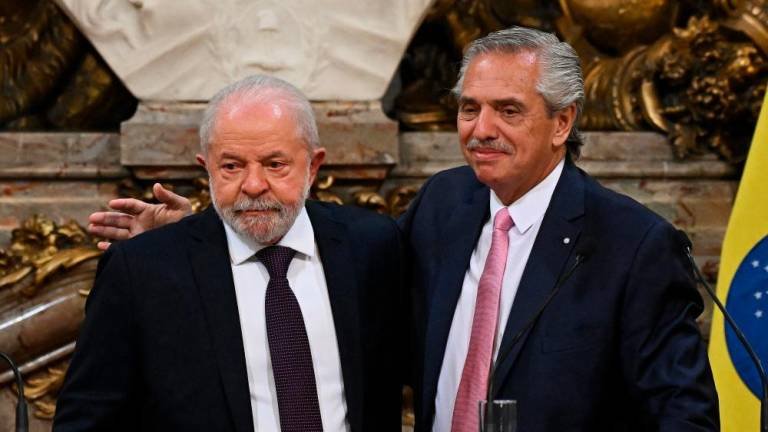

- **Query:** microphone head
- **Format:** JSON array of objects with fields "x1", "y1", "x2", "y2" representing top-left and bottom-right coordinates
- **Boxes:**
[{"x1": 575, "y1": 236, "x2": 596, "y2": 258}]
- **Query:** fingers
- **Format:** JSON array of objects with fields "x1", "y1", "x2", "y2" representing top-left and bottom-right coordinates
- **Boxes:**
[
  {"x1": 87, "y1": 212, "x2": 135, "y2": 241},
  {"x1": 88, "y1": 223, "x2": 133, "y2": 241},
  {"x1": 96, "y1": 241, "x2": 112, "y2": 251},
  {"x1": 107, "y1": 198, "x2": 149, "y2": 216},
  {"x1": 153, "y1": 183, "x2": 189, "y2": 211},
  {"x1": 88, "y1": 212, "x2": 134, "y2": 229}
]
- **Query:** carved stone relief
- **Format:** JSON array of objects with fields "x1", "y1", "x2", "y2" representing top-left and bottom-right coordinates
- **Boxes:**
[{"x1": 54, "y1": 0, "x2": 434, "y2": 101}]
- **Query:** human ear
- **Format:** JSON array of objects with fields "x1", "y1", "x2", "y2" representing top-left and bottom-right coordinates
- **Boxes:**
[
  {"x1": 552, "y1": 104, "x2": 577, "y2": 147},
  {"x1": 307, "y1": 147, "x2": 326, "y2": 184}
]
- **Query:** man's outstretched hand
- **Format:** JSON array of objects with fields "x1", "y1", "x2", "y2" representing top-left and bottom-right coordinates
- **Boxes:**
[{"x1": 88, "y1": 183, "x2": 194, "y2": 250}]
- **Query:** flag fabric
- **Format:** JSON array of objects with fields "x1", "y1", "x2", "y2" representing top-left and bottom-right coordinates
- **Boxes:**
[{"x1": 709, "y1": 88, "x2": 768, "y2": 431}]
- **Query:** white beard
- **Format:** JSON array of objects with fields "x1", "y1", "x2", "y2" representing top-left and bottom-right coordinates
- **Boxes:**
[{"x1": 210, "y1": 177, "x2": 310, "y2": 245}]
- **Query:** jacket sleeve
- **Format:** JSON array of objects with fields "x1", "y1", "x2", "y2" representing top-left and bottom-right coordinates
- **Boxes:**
[
  {"x1": 620, "y1": 221, "x2": 720, "y2": 431},
  {"x1": 53, "y1": 245, "x2": 140, "y2": 432},
  {"x1": 395, "y1": 174, "x2": 439, "y2": 388}
]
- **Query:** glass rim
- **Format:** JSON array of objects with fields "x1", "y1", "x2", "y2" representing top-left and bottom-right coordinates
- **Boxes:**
[{"x1": 480, "y1": 399, "x2": 517, "y2": 406}]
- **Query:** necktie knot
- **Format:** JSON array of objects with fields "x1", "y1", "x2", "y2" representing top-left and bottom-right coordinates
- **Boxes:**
[
  {"x1": 256, "y1": 245, "x2": 296, "y2": 279},
  {"x1": 493, "y1": 208, "x2": 514, "y2": 232}
]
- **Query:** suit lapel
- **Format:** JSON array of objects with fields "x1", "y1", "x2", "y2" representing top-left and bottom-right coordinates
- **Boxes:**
[
  {"x1": 187, "y1": 208, "x2": 253, "y2": 432},
  {"x1": 422, "y1": 183, "x2": 490, "y2": 418},
  {"x1": 306, "y1": 201, "x2": 365, "y2": 432},
  {"x1": 490, "y1": 162, "x2": 586, "y2": 396}
]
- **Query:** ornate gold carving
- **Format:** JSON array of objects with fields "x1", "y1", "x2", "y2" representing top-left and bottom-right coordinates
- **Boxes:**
[
  {"x1": 490, "y1": 0, "x2": 559, "y2": 30},
  {"x1": 0, "y1": 0, "x2": 81, "y2": 126},
  {"x1": 395, "y1": 0, "x2": 498, "y2": 132},
  {"x1": 563, "y1": 0, "x2": 678, "y2": 53},
  {"x1": 0, "y1": 0, "x2": 136, "y2": 131},
  {"x1": 644, "y1": 16, "x2": 767, "y2": 160},
  {"x1": 20, "y1": 361, "x2": 68, "y2": 420},
  {"x1": 722, "y1": 0, "x2": 768, "y2": 54},
  {"x1": 0, "y1": 215, "x2": 98, "y2": 420},
  {"x1": 188, "y1": 178, "x2": 212, "y2": 214},
  {"x1": 313, "y1": 175, "x2": 345, "y2": 205},
  {"x1": 561, "y1": 1, "x2": 768, "y2": 161},
  {"x1": 581, "y1": 46, "x2": 648, "y2": 131},
  {"x1": 0, "y1": 215, "x2": 100, "y2": 294},
  {"x1": 7, "y1": 357, "x2": 71, "y2": 420},
  {"x1": 352, "y1": 191, "x2": 389, "y2": 214},
  {"x1": 396, "y1": 0, "x2": 768, "y2": 162},
  {"x1": 387, "y1": 186, "x2": 419, "y2": 218}
]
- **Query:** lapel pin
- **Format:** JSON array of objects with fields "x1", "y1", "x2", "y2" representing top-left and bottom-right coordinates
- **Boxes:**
[{"x1": 563, "y1": 237, "x2": 571, "y2": 244}]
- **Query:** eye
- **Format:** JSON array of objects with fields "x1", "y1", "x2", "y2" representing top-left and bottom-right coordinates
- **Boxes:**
[
  {"x1": 222, "y1": 162, "x2": 239, "y2": 171},
  {"x1": 459, "y1": 104, "x2": 479, "y2": 119},
  {"x1": 267, "y1": 160, "x2": 286, "y2": 169},
  {"x1": 501, "y1": 106, "x2": 519, "y2": 117}
]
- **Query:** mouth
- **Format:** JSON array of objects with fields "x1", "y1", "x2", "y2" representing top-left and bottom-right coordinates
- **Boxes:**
[
  {"x1": 469, "y1": 148, "x2": 509, "y2": 161},
  {"x1": 235, "y1": 208, "x2": 279, "y2": 216}
]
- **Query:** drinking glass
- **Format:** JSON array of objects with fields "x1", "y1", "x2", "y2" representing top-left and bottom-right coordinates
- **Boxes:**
[{"x1": 479, "y1": 399, "x2": 517, "y2": 432}]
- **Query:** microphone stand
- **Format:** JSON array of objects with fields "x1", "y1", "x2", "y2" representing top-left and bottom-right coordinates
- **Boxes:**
[
  {"x1": 486, "y1": 238, "x2": 594, "y2": 405},
  {"x1": 681, "y1": 237, "x2": 768, "y2": 432},
  {"x1": 0, "y1": 352, "x2": 28, "y2": 432}
]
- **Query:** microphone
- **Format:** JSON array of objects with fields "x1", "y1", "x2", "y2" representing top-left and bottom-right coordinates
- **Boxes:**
[
  {"x1": 486, "y1": 236, "x2": 596, "y2": 402},
  {"x1": 677, "y1": 229, "x2": 768, "y2": 432},
  {"x1": 0, "y1": 352, "x2": 28, "y2": 432}
]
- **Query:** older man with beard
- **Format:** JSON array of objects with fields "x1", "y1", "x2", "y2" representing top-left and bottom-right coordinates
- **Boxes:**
[{"x1": 53, "y1": 75, "x2": 404, "y2": 432}]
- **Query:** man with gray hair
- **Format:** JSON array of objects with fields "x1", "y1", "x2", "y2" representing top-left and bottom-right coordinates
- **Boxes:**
[
  {"x1": 54, "y1": 75, "x2": 403, "y2": 432},
  {"x1": 401, "y1": 26, "x2": 719, "y2": 431}
]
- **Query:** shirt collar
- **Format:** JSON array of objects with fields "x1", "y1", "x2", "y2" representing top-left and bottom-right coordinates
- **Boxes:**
[
  {"x1": 223, "y1": 205, "x2": 316, "y2": 265},
  {"x1": 490, "y1": 158, "x2": 565, "y2": 234}
]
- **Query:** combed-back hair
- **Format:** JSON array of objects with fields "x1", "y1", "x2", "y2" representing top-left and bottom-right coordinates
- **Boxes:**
[{"x1": 452, "y1": 27, "x2": 585, "y2": 158}]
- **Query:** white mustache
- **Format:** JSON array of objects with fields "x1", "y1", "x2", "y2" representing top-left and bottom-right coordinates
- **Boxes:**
[
  {"x1": 232, "y1": 197, "x2": 282, "y2": 213},
  {"x1": 466, "y1": 138, "x2": 513, "y2": 153}
]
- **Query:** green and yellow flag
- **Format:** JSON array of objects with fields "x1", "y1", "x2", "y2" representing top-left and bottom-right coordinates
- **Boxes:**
[{"x1": 710, "y1": 88, "x2": 768, "y2": 431}]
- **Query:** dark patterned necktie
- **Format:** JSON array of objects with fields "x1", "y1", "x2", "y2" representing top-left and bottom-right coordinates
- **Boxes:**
[{"x1": 257, "y1": 246, "x2": 323, "y2": 432}]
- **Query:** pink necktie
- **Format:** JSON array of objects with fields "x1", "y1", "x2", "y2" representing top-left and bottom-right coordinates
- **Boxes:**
[{"x1": 451, "y1": 208, "x2": 514, "y2": 432}]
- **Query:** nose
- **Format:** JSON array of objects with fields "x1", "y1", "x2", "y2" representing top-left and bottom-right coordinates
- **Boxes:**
[
  {"x1": 472, "y1": 107, "x2": 498, "y2": 141},
  {"x1": 241, "y1": 165, "x2": 269, "y2": 197}
]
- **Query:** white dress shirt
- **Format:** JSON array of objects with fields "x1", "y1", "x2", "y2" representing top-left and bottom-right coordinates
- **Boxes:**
[
  {"x1": 432, "y1": 159, "x2": 565, "y2": 432},
  {"x1": 223, "y1": 207, "x2": 351, "y2": 432}
]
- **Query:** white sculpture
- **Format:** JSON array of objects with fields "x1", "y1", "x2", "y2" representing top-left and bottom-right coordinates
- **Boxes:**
[{"x1": 55, "y1": 0, "x2": 434, "y2": 101}]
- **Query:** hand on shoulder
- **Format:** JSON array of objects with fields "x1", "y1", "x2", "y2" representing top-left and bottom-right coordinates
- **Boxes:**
[{"x1": 88, "y1": 183, "x2": 194, "y2": 250}]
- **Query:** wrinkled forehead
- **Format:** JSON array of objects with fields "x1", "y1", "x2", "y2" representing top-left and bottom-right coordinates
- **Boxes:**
[{"x1": 460, "y1": 50, "x2": 542, "y2": 98}]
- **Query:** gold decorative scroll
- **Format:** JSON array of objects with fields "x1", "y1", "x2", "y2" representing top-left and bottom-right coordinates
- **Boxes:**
[
  {"x1": 0, "y1": 215, "x2": 100, "y2": 296},
  {"x1": 0, "y1": 0, "x2": 136, "y2": 131},
  {"x1": 397, "y1": 0, "x2": 768, "y2": 162}
]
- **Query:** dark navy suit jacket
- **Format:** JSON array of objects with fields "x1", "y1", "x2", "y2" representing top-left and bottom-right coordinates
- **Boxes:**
[
  {"x1": 400, "y1": 161, "x2": 719, "y2": 432},
  {"x1": 54, "y1": 201, "x2": 404, "y2": 432}
]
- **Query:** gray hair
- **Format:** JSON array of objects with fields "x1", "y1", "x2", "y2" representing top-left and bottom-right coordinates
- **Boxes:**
[
  {"x1": 452, "y1": 26, "x2": 585, "y2": 158},
  {"x1": 199, "y1": 74, "x2": 319, "y2": 155}
]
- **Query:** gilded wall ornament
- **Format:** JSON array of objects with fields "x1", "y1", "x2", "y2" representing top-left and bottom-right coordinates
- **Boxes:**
[
  {"x1": 396, "y1": 0, "x2": 768, "y2": 162},
  {"x1": 0, "y1": 215, "x2": 100, "y2": 295},
  {"x1": 0, "y1": 0, "x2": 137, "y2": 131},
  {"x1": 19, "y1": 361, "x2": 68, "y2": 420},
  {"x1": 0, "y1": 215, "x2": 100, "y2": 423}
]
